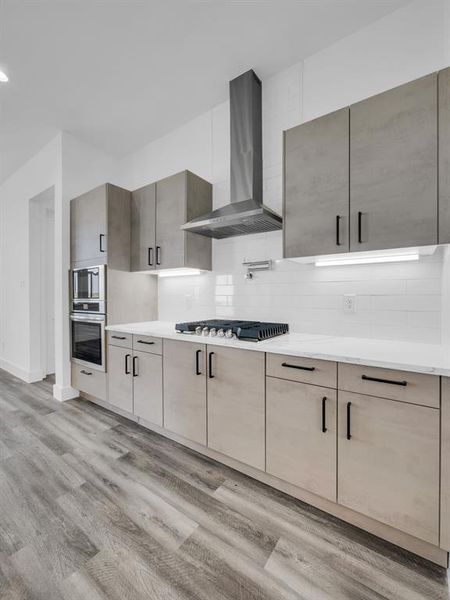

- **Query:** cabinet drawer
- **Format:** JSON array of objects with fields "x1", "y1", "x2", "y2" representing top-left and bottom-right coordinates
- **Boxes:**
[
  {"x1": 107, "y1": 331, "x2": 132, "y2": 348},
  {"x1": 132, "y1": 334, "x2": 162, "y2": 355},
  {"x1": 338, "y1": 363, "x2": 439, "y2": 408},
  {"x1": 71, "y1": 363, "x2": 106, "y2": 401},
  {"x1": 266, "y1": 353, "x2": 337, "y2": 388}
]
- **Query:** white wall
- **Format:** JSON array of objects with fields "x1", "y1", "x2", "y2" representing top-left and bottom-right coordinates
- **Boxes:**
[
  {"x1": 119, "y1": 0, "x2": 449, "y2": 344},
  {"x1": 0, "y1": 135, "x2": 62, "y2": 382}
]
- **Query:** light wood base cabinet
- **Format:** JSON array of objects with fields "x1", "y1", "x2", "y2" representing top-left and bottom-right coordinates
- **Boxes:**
[
  {"x1": 107, "y1": 345, "x2": 133, "y2": 413},
  {"x1": 163, "y1": 339, "x2": 207, "y2": 445},
  {"x1": 207, "y1": 346, "x2": 265, "y2": 470},
  {"x1": 266, "y1": 377, "x2": 337, "y2": 502},
  {"x1": 338, "y1": 391, "x2": 440, "y2": 545},
  {"x1": 132, "y1": 350, "x2": 163, "y2": 426}
]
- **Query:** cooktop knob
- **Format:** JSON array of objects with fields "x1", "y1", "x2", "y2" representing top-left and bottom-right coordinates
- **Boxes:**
[
  {"x1": 225, "y1": 328, "x2": 234, "y2": 339},
  {"x1": 195, "y1": 326, "x2": 202, "y2": 335},
  {"x1": 209, "y1": 328, "x2": 217, "y2": 337},
  {"x1": 217, "y1": 329, "x2": 225, "y2": 337},
  {"x1": 202, "y1": 327, "x2": 209, "y2": 336}
]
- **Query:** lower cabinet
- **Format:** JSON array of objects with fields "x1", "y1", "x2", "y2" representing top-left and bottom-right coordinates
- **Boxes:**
[
  {"x1": 107, "y1": 343, "x2": 163, "y2": 424},
  {"x1": 163, "y1": 339, "x2": 207, "y2": 445},
  {"x1": 266, "y1": 377, "x2": 337, "y2": 501},
  {"x1": 207, "y1": 346, "x2": 265, "y2": 470},
  {"x1": 338, "y1": 391, "x2": 440, "y2": 545}
]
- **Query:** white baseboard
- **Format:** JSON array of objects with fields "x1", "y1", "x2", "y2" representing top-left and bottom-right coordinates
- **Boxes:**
[
  {"x1": 53, "y1": 383, "x2": 79, "y2": 402},
  {"x1": 0, "y1": 359, "x2": 44, "y2": 383}
]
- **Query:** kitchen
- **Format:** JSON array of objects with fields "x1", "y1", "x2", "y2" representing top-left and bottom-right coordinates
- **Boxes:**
[{"x1": 1, "y1": 1, "x2": 450, "y2": 598}]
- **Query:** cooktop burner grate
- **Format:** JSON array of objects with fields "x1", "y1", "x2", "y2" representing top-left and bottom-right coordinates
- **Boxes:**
[{"x1": 175, "y1": 319, "x2": 289, "y2": 341}]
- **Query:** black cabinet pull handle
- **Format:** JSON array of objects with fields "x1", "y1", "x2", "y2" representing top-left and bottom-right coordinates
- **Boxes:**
[
  {"x1": 357, "y1": 211, "x2": 363, "y2": 244},
  {"x1": 361, "y1": 374, "x2": 407, "y2": 387},
  {"x1": 125, "y1": 354, "x2": 131, "y2": 375},
  {"x1": 80, "y1": 370, "x2": 92, "y2": 376},
  {"x1": 156, "y1": 246, "x2": 161, "y2": 265},
  {"x1": 322, "y1": 397, "x2": 327, "y2": 433},
  {"x1": 137, "y1": 340, "x2": 155, "y2": 345},
  {"x1": 346, "y1": 402, "x2": 352, "y2": 440},
  {"x1": 336, "y1": 215, "x2": 342, "y2": 246},
  {"x1": 195, "y1": 349, "x2": 202, "y2": 375},
  {"x1": 148, "y1": 247, "x2": 153, "y2": 266},
  {"x1": 99, "y1": 234, "x2": 106, "y2": 252},
  {"x1": 132, "y1": 356, "x2": 138, "y2": 377},
  {"x1": 208, "y1": 352, "x2": 215, "y2": 378},
  {"x1": 112, "y1": 335, "x2": 126, "y2": 340},
  {"x1": 281, "y1": 362, "x2": 315, "y2": 372}
]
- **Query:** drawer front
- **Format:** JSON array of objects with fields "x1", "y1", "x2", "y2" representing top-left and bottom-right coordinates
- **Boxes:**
[
  {"x1": 338, "y1": 363, "x2": 439, "y2": 408},
  {"x1": 107, "y1": 331, "x2": 132, "y2": 348},
  {"x1": 132, "y1": 334, "x2": 162, "y2": 355},
  {"x1": 71, "y1": 363, "x2": 106, "y2": 400},
  {"x1": 266, "y1": 353, "x2": 337, "y2": 388}
]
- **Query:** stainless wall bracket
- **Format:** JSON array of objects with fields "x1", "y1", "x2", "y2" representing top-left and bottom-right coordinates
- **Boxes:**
[{"x1": 242, "y1": 259, "x2": 272, "y2": 280}]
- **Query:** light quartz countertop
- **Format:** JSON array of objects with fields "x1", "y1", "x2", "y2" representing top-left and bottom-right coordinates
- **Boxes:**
[{"x1": 106, "y1": 321, "x2": 450, "y2": 377}]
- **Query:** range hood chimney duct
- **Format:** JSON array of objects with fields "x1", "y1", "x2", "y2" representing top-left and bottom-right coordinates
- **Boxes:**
[{"x1": 181, "y1": 69, "x2": 282, "y2": 239}]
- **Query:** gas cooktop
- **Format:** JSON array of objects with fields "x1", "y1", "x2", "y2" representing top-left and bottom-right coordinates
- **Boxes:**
[{"x1": 175, "y1": 319, "x2": 289, "y2": 342}]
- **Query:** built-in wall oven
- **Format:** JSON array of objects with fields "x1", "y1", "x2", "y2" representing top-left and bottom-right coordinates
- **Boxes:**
[{"x1": 71, "y1": 265, "x2": 106, "y2": 372}]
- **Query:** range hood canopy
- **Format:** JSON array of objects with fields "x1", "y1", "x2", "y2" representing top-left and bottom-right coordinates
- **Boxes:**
[{"x1": 182, "y1": 69, "x2": 282, "y2": 239}]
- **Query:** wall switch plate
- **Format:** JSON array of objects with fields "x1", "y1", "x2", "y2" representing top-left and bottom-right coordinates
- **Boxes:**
[{"x1": 343, "y1": 294, "x2": 356, "y2": 314}]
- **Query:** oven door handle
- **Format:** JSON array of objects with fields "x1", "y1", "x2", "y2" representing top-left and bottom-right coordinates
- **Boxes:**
[{"x1": 70, "y1": 314, "x2": 105, "y2": 323}]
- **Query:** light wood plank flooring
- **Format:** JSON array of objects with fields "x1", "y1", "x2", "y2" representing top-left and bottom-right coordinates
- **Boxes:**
[{"x1": 0, "y1": 369, "x2": 448, "y2": 599}]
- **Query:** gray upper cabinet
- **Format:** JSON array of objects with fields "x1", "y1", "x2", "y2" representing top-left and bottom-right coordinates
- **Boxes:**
[
  {"x1": 284, "y1": 108, "x2": 350, "y2": 258},
  {"x1": 439, "y1": 67, "x2": 450, "y2": 244},
  {"x1": 71, "y1": 183, "x2": 131, "y2": 269},
  {"x1": 131, "y1": 183, "x2": 156, "y2": 271},
  {"x1": 155, "y1": 170, "x2": 212, "y2": 271},
  {"x1": 350, "y1": 73, "x2": 438, "y2": 251}
]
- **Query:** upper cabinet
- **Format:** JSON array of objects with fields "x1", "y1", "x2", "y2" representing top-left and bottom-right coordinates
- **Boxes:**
[
  {"x1": 350, "y1": 73, "x2": 437, "y2": 251},
  {"x1": 284, "y1": 71, "x2": 442, "y2": 258},
  {"x1": 131, "y1": 170, "x2": 212, "y2": 272},
  {"x1": 439, "y1": 67, "x2": 450, "y2": 245},
  {"x1": 71, "y1": 183, "x2": 131, "y2": 269},
  {"x1": 284, "y1": 108, "x2": 350, "y2": 258}
]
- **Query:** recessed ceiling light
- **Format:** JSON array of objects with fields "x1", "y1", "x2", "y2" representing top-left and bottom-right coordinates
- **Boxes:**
[{"x1": 0, "y1": 70, "x2": 9, "y2": 83}]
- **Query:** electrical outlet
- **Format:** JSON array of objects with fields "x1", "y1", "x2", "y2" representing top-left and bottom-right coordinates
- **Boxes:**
[{"x1": 343, "y1": 294, "x2": 356, "y2": 314}]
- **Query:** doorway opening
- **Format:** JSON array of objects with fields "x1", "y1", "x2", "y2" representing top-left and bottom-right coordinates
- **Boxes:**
[{"x1": 29, "y1": 187, "x2": 55, "y2": 380}]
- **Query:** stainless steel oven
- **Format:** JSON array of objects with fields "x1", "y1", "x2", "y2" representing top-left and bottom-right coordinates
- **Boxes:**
[
  {"x1": 70, "y1": 313, "x2": 106, "y2": 372},
  {"x1": 72, "y1": 265, "x2": 106, "y2": 313}
]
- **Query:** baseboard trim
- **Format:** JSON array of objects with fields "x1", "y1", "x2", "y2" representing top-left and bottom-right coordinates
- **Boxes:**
[
  {"x1": 0, "y1": 359, "x2": 43, "y2": 383},
  {"x1": 53, "y1": 383, "x2": 79, "y2": 402}
]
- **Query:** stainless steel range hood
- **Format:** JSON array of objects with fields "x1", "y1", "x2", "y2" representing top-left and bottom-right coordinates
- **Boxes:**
[{"x1": 182, "y1": 69, "x2": 282, "y2": 239}]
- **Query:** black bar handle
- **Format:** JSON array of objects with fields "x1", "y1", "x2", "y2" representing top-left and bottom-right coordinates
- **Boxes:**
[
  {"x1": 336, "y1": 215, "x2": 341, "y2": 246},
  {"x1": 148, "y1": 247, "x2": 153, "y2": 266},
  {"x1": 80, "y1": 370, "x2": 92, "y2": 376},
  {"x1": 346, "y1": 402, "x2": 352, "y2": 440},
  {"x1": 322, "y1": 397, "x2": 327, "y2": 433},
  {"x1": 281, "y1": 362, "x2": 315, "y2": 372},
  {"x1": 361, "y1": 374, "x2": 407, "y2": 387},
  {"x1": 125, "y1": 354, "x2": 131, "y2": 375},
  {"x1": 112, "y1": 335, "x2": 126, "y2": 340},
  {"x1": 195, "y1": 349, "x2": 202, "y2": 375},
  {"x1": 132, "y1": 356, "x2": 138, "y2": 377},
  {"x1": 137, "y1": 340, "x2": 155, "y2": 346},
  {"x1": 156, "y1": 246, "x2": 161, "y2": 265},
  {"x1": 99, "y1": 233, "x2": 106, "y2": 252},
  {"x1": 357, "y1": 211, "x2": 363, "y2": 244},
  {"x1": 208, "y1": 352, "x2": 215, "y2": 378}
]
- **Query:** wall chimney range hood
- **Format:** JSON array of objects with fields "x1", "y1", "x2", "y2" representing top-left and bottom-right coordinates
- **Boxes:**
[{"x1": 182, "y1": 69, "x2": 282, "y2": 239}]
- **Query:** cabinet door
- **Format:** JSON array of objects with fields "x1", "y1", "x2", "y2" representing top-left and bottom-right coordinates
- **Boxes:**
[
  {"x1": 163, "y1": 339, "x2": 206, "y2": 444},
  {"x1": 131, "y1": 183, "x2": 156, "y2": 271},
  {"x1": 155, "y1": 172, "x2": 186, "y2": 270},
  {"x1": 207, "y1": 346, "x2": 265, "y2": 470},
  {"x1": 71, "y1": 184, "x2": 107, "y2": 265},
  {"x1": 439, "y1": 67, "x2": 450, "y2": 244},
  {"x1": 338, "y1": 391, "x2": 439, "y2": 544},
  {"x1": 132, "y1": 350, "x2": 162, "y2": 426},
  {"x1": 266, "y1": 377, "x2": 336, "y2": 501},
  {"x1": 350, "y1": 73, "x2": 438, "y2": 251},
  {"x1": 284, "y1": 108, "x2": 349, "y2": 258},
  {"x1": 107, "y1": 345, "x2": 133, "y2": 413}
]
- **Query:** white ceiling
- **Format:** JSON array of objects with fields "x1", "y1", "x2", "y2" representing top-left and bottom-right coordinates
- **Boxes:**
[{"x1": 0, "y1": 0, "x2": 410, "y2": 182}]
